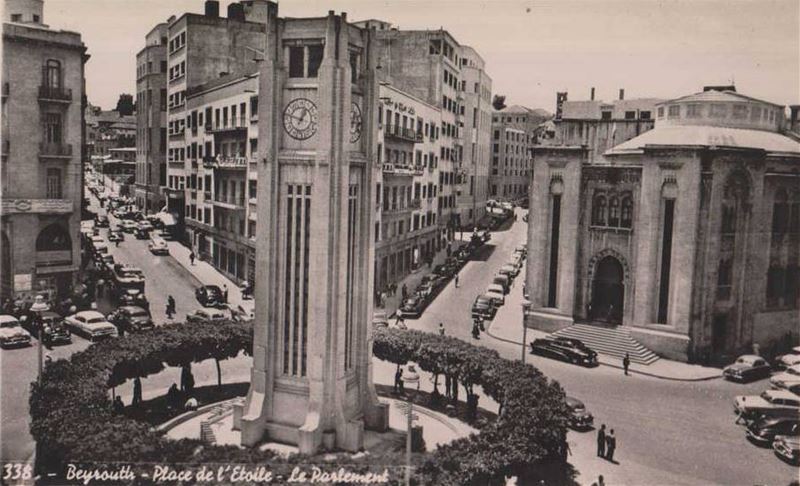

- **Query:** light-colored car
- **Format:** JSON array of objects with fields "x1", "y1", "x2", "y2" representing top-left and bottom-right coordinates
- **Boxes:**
[
  {"x1": 734, "y1": 389, "x2": 800, "y2": 420},
  {"x1": 0, "y1": 314, "x2": 32, "y2": 348},
  {"x1": 186, "y1": 307, "x2": 227, "y2": 324},
  {"x1": 485, "y1": 284, "x2": 505, "y2": 306},
  {"x1": 119, "y1": 220, "x2": 137, "y2": 233},
  {"x1": 775, "y1": 346, "x2": 800, "y2": 370},
  {"x1": 64, "y1": 310, "x2": 118, "y2": 341},
  {"x1": 499, "y1": 263, "x2": 519, "y2": 278},
  {"x1": 148, "y1": 236, "x2": 169, "y2": 255},
  {"x1": 137, "y1": 220, "x2": 154, "y2": 232},
  {"x1": 770, "y1": 364, "x2": 800, "y2": 390}
]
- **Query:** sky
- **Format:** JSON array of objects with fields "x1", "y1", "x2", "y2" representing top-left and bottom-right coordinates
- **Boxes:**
[{"x1": 42, "y1": 0, "x2": 799, "y2": 112}]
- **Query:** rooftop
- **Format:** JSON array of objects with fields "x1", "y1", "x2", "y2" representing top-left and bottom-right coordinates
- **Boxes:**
[{"x1": 561, "y1": 98, "x2": 664, "y2": 120}]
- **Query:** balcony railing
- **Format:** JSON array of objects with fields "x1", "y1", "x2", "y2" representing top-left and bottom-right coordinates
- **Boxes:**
[
  {"x1": 208, "y1": 117, "x2": 248, "y2": 133},
  {"x1": 212, "y1": 194, "x2": 245, "y2": 209},
  {"x1": 39, "y1": 142, "x2": 73, "y2": 158},
  {"x1": 203, "y1": 155, "x2": 247, "y2": 169},
  {"x1": 382, "y1": 163, "x2": 424, "y2": 176},
  {"x1": 384, "y1": 124, "x2": 423, "y2": 143},
  {"x1": 38, "y1": 85, "x2": 72, "y2": 103}
]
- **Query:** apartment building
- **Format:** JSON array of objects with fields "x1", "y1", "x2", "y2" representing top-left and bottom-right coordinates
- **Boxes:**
[
  {"x1": 134, "y1": 21, "x2": 167, "y2": 213},
  {"x1": 1, "y1": 0, "x2": 88, "y2": 301},
  {"x1": 489, "y1": 105, "x2": 549, "y2": 202}
]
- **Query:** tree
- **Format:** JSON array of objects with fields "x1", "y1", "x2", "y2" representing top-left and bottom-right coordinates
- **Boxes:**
[
  {"x1": 492, "y1": 94, "x2": 507, "y2": 111},
  {"x1": 115, "y1": 94, "x2": 135, "y2": 116}
]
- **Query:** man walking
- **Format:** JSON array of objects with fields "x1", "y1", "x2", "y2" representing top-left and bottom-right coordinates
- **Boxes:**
[
  {"x1": 438, "y1": 322, "x2": 445, "y2": 336},
  {"x1": 454, "y1": 273, "x2": 459, "y2": 288},
  {"x1": 401, "y1": 284, "x2": 408, "y2": 301},
  {"x1": 132, "y1": 377, "x2": 142, "y2": 406},
  {"x1": 605, "y1": 429, "x2": 617, "y2": 462},
  {"x1": 596, "y1": 424, "x2": 606, "y2": 458},
  {"x1": 222, "y1": 284, "x2": 229, "y2": 303},
  {"x1": 189, "y1": 251, "x2": 195, "y2": 265},
  {"x1": 623, "y1": 353, "x2": 630, "y2": 376}
]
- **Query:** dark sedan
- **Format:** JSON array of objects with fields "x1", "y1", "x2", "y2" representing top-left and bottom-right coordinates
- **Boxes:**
[
  {"x1": 471, "y1": 295, "x2": 497, "y2": 321},
  {"x1": 746, "y1": 416, "x2": 799, "y2": 446},
  {"x1": 195, "y1": 285, "x2": 226, "y2": 308},
  {"x1": 530, "y1": 337, "x2": 599, "y2": 366},
  {"x1": 107, "y1": 306, "x2": 154, "y2": 333},
  {"x1": 723, "y1": 355, "x2": 772, "y2": 383},
  {"x1": 398, "y1": 295, "x2": 425, "y2": 319},
  {"x1": 22, "y1": 311, "x2": 72, "y2": 346},
  {"x1": 566, "y1": 396, "x2": 594, "y2": 430}
]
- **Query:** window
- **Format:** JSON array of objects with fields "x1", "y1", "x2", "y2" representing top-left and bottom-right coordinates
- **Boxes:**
[
  {"x1": 46, "y1": 168, "x2": 62, "y2": 199},
  {"x1": 43, "y1": 113, "x2": 62, "y2": 143},
  {"x1": 288, "y1": 46, "x2": 304, "y2": 78},
  {"x1": 772, "y1": 191, "x2": 789, "y2": 235},
  {"x1": 624, "y1": 111, "x2": 636, "y2": 120},
  {"x1": 608, "y1": 197, "x2": 620, "y2": 227},
  {"x1": 620, "y1": 197, "x2": 633, "y2": 228},
  {"x1": 640, "y1": 111, "x2": 651, "y2": 120},
  {"x1": 307, "y1": 45, "x2": 324, "y2": 78},
  {"x1": 601, "y1": 111, "x2": 612, "y2": 120},
  {"x1": 710, "y1": 104, "x2": 727, "y2": 118},
  {"x1": 44, "y1": 59, "x2": 62, "y2": 89},
  {"x1": 686, "y1": 104, "x2": 701, "y2": 118},
  {"x1": 657, "y1": 106, "x2": 664, "y2": 118},
  {"x1": 668, "y1": 105, "x2": 680, "y2": 118},
  {"x1": 592, "y1": 195, "x2": 607, "y2": 226},
  {"x1": 750, "y1": 106, "x2": 761, "y2": 121},
  {"x1": 33, "y1": 14, "x2": 39, "y2": 22},
  {"x1": 732, "y1": 104, "x2": 748, "y2": 119},
  {"x1": 717, "y1": 259, "x2": 732, "y2": 300},
  {"x1": 349, "y1": 51, "x2": 359, "y2": 83},
  {"x1": 721, "y1": 204, "x2": 736, "y2": 234}
]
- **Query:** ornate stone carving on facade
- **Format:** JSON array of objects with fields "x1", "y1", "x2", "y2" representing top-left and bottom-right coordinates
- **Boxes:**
[
  {"x1": 586, "y1": 247, "x2": 632, "y2": 287},
  {"x1": 582, "y1": 166, "x2": 641, "y2": 185}
]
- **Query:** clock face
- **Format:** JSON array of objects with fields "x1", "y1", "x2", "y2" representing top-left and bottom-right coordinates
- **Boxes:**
[
  {"x1": 350, "y1": 102, "x2": 362, "y2": 143},
  {"x1": 283, "y1": 98, "x2": 318, "y2": 140}
]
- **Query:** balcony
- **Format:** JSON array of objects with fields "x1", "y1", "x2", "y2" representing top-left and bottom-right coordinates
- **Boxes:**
[
  {"x1": 382, "y1": 163, "x2": 423, "y2": 177},
  {"x1": 2, "y1": 198, "x2": 73, "y2": 214},
  {"x1": 39, "y1": 142, "x2": 73, "y2": 159},
  {"x1": 384, "y1": 124, "x2": 423, "y2": 143},
  {"x1": 203, "y1": 155, "x2": 248, "y2": 170},
  {"x1": 38, "y1": 85, "x2": 72, "y2": 103},
  {"x1": 211, "y1": 194, "x2": 245, "y2": 210},
  {"x1": 208, "y1": 117, "x2": 248, "y2": 134}
]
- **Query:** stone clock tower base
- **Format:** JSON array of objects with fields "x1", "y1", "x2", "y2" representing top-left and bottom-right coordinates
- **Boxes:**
[{"x1": 235, "y1": 4, "x2": 388, "y2": 455}]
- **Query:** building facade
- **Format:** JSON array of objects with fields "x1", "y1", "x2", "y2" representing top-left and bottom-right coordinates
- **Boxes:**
[
  {"x1": 1, "y1": 0, "x2": 88, "y2": 301},
  {"x1": 239, "y1": 6, "x2": 387, "y2": 454},
  {"x1": 489, "y1": 105, "x2": 549, "y2": 202},
  {"x1": 134, "y1": 22, "x2": 167, "y2": 213},
  {"x1": 526, "y1": 87, "x2": 800, "y2": 362}
]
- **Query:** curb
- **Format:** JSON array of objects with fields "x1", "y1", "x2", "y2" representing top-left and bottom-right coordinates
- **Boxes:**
[{"x1": 485, "y1": 324, "x2": 722, "y2": 383}]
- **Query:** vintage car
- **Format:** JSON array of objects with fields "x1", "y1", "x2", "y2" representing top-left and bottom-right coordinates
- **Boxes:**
[
  {"x1": 137, "y1": 220, "x2": 154, "y2": 232},
  {"x1": 734, "y1": 389, "x2": 800, "y2": 420},
  {"x1": 186, "y1": 307, "x2": 227, "y2": 324},
  {"x1": 117, "y1": 288, "x2": 150, "y2": 309},
  {"x1": 94, "y1": 214, "x2": 110, "y2": 228},
  {"x1": 0, "y1": 314, "x2": 32, "y2": 348},
  {"x1": 22, "y1": 311, "x2": 72, "y2": 346},
  {"x1": 397, "y1": 295, "x2": 425, "y2": 319},
  {"x1": 119, "y1": 220, "x2": 138, "y2": 233},
  {"x1": 746, "y1": 415, "x2": 799, "y2": 446},
  {"x1": 514, "y1": 245, "x2": 527, "y2": 259},
  {"x1": 773, "y1": 432, "x2": 800, "y2": 464},
  {"x1": 107, "y1": 230, "x2": 124, "y2": 243},
  {"x1": 64, "y1": 310, "x2": 118, "y2": 341},
  {"x1": 148, "y1": 236, "x2": 169, "y2": 255},
  {"x1": 492, "y1": 274, "x2": 510, "y2": 294},
  {"x1": 471, "y1": 295, "x2": 497, "y2": 321},
  {"x1": 195, "y1": 285, "x2": 226, "y2": 308},
  {"x1": 371, "y1": 311, "x2": 390, "y2": 329},
  {"x1": 97, "y1": 254, "x2": 116, "y2": 276},
  {"x1": 530, "y1": 337, "x2": 599, "y2": 366},
  {"x1": 723, "y1": 355, "x2": 772, "y2": 382},
  {"x1": 774, "y1": 346, "x2": 800, "y2": 370},
  {"x1": 566, "y1": 396, "x2": 594, "y2": 430},
  {"x1": 107, "y1": 306, "x2": 154, "y2": 333},
  {"x1": 498, "y1": 263, "x2": 519, "y2": 279},
  {"x1": 770, "y1": 364, "x2": 800, "y2": 390},
  {"x1": 485, "y1": 284, "x2": 506, "y2": 307}
]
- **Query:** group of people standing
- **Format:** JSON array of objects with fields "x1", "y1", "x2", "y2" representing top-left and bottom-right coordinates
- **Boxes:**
[{"x1": 596, "y1": 424, "x2": 618, "y2": 463}]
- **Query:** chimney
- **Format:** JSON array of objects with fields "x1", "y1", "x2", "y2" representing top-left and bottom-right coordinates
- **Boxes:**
[
  {"x1": 227, "y1": 2, "x2": 245, "y2": 21},
  {"x1": 619, "y1": 89, "x2": 625, "y2": 100},
  {"x1": 590, "y1": 87, "x2": 595, "y2": 101},
  {"x1": 205, "y1": 0, "x2": 219, "y2": 18}
]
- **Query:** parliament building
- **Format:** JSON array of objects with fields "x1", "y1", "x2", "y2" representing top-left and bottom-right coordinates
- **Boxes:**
[{"x1": 526, "y1": 87, "x2": 800, "y2": 362}]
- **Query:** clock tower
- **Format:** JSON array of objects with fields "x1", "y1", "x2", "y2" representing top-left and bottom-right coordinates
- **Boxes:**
[{"x1": 236, "y1": 4, "x2": 389, "y2": 454}]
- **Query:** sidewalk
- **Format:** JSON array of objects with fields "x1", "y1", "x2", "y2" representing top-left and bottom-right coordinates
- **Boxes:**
[{"x1": 485, "y1": 271, "x2": 722, "y2": 382}]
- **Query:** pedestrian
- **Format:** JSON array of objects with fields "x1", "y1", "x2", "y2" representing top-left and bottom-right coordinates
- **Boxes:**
[
  {"x1": 394, "y1": 367, "x2": 402, "y2": 394},
  {"x1": 605, "y1": 429, "x2": 616, "y2": 462},
  {"x1": 132, "y1": 377, "x2": 142, "y2": 406},
  {"x1": 115, "y1": 238, "x2": 120, "y2": 248},
  {"x1": 168, "y1": 295, "x2": 175, "y2": 316},
  {"x1": 166, "y1": 383, "x2": 180, "y2": 409},
  {"x1": 623, "y1": 353, "x2": 630, "y2": 376},
  {"x1": 472, "y1": 321, "x2": 480, "y2": 339},
  {"x1": 166, "y1": 301, "x2": 173, "y2": 319},
  {"x1": 597, "y1": 424, "x2": 606, "y2": 457},
  {"x1": 444, "y1": 373, "x2": 452, "y2": 399},
  {"x1": 189, "y1": 251, "x2": 195, "y2": 265},
  {"x1": 438, "y1": 322, "x2": 445, "y2": 336},
  {"x1": 223, "y1": 284, "x2": 229, "y2": 303},
  {"x1": 454, "y1": 273, "x2": 459, "y2": 288},
  {"x1": 380, "y1": 290, "x2": 387, "y2": 308},
  {"x1": 391, "y1": 282, "x2": 397, "y2": 296},
  {"x1": 113, "y1": 396, "x2": 125, "y2": 414},
  {"x1": 401, "y1": 284, "x2": 408, "y2": 301},
  {"x1": 395, "y1": 314, "x2": 405, "y2": 328}
]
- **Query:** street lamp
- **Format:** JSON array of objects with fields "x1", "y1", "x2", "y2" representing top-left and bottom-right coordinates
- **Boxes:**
[
  {"x1": 521, "y1": 299, "x2": 531, "y2": 365},
  {"x1": 401, "y1": 364, "x2": 420, "y2": 486},
  {"x1": 29, "y1": 295, "x2": 50, "y2": 382}
]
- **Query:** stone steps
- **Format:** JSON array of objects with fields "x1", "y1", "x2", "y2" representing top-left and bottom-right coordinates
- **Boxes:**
[{"x1": 552, "y1": 324, "x2": 660, "y2": 365}]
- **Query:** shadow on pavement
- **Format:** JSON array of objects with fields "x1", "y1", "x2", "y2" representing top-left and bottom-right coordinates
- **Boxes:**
[{"x1": 469, "y1": 244, "x2": 496, "y2": 262}]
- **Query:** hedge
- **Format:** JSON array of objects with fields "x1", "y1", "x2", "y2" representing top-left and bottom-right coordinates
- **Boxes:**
[{"x1": 30, "y1": 320, "x2": 570, "y2": 485}]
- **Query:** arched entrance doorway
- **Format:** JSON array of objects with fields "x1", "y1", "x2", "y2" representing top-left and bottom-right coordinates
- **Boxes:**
[{"x1": 590, "y1": 255, "x2": 624, "y2": 325}]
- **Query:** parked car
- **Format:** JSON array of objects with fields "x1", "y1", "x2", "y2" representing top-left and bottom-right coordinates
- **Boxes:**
[
  {"x1": 770, "y1": 364, "x2": 800, "y2": 390},
  {"x1": 774, "y1": 346, "x2": 800, "y2": 370},
  {"x1": 119, "y1": 220, "x2": 138, "y2": 233},
  {"x1": 117, "y1": 288, "x2": 150, "y2": 309},
  {"x1": 107, "y1": 306, "x2": 154, "y2": 333},
  {"x1": 94, "y1": 214, "x2": 110, "y2": 228},
  {"x1": 566, "y1": 396, "x2": 594, "y2": 430},
  {"x1": 372, "y1": 311, "x2": 389, "y2": 329},
  {"x1": 530, "y1": 337, "x2": 599, "y2": 366},
  {"x1": 186, "y1": 307, "x2": 227, "y2": 324},
  {"x1": 195, "y1": 285, "x2": 225, "y2": 307},
  {"x1": 499, "y1": 263, "x2": 519, "y2": 279},
  {"x1": 471, "y1": 295, "x2": 497, "y2": 321},
  {"x1": 137, "y1": 220, "x2": 154, "y2": 232},
  {"x1": 64, "y1": 310, "x2": 117, "y2": 341},
  {"x1": 734, "y1": 390, "x2": 800, "y2": 420},
  {"x1": 0, "y1": 314, "x2": 32, "y2": 348},
  {"x1": 485, "y1": 284, "x2": 506, "y2": 306},
  {"x1": 746, "y1": 415, "x2": 799, "y2": 446},
  {"x1": 110, "y1": 264, "x2": 146, "y2": 292},
  {"x1": 723, "y1": 355, "x2": 772, "y2": 382},
  {"x1": 21, "y1": 311, "x2": 72, "y2": 346},
  {"x1": 514, "y1": 245, "x2": 527, "y2": 259},
  {"x1": 773, "y1": 432, "x2": 800, "y2": 465},
  {"x1": 492, "y1": 274, "x2": 510, "y2": 294},
  {"x1": 148, "y1": 236, "x2": 169, "y2": 255},
  {"x1": 398, "y1": 295, "x2": 425, "y2": 319},
  {"x1": 108, "y1": 230, "x2": 124, "y2": 243}
]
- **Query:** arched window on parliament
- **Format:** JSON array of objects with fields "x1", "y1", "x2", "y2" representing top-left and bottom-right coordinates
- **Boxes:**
[
  {"x1": 592, "y1": 195, "x2": 606, "y2": 226},
  {"x1": 620, "y1": 197, "x2": 633, "y2": 228},
  {"x1": 608, "y1": 197, "x2": 620, "y2": 227}
]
